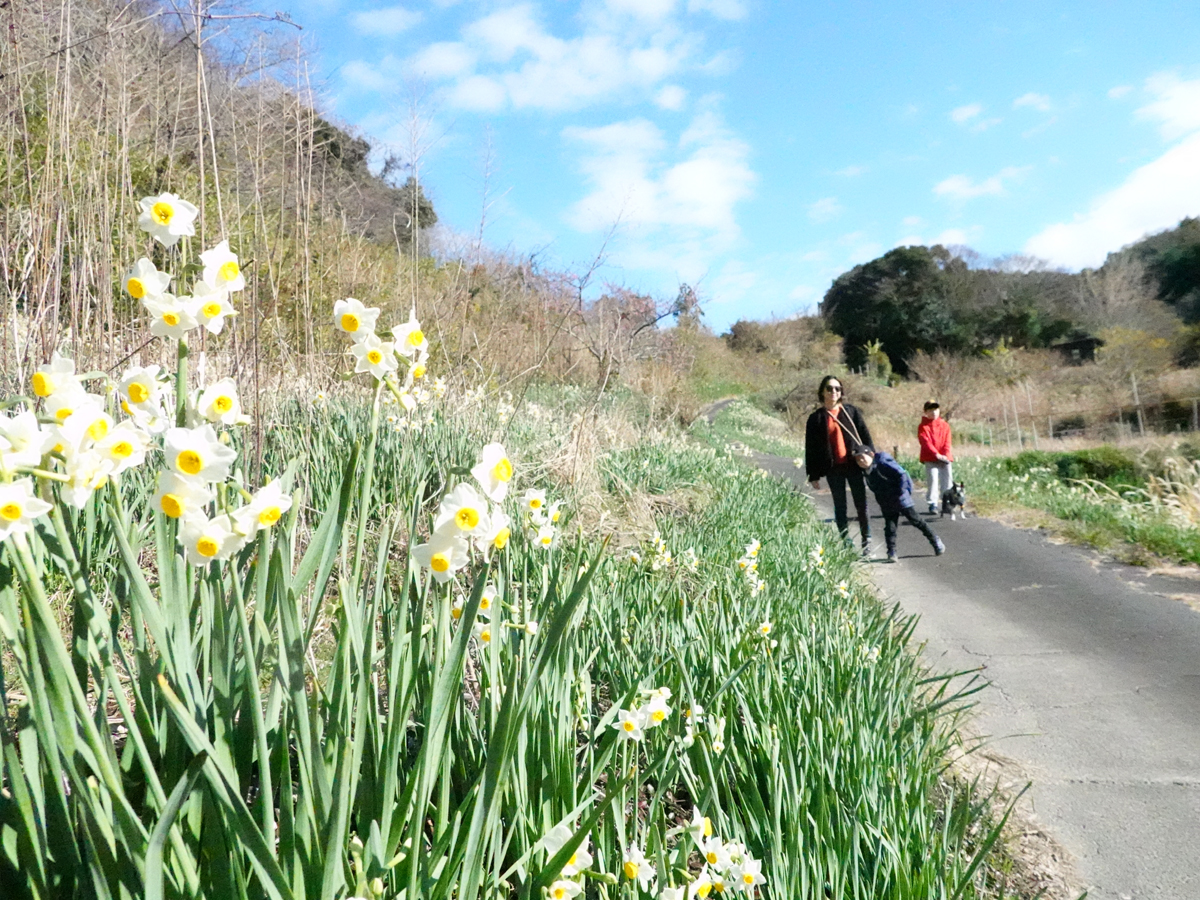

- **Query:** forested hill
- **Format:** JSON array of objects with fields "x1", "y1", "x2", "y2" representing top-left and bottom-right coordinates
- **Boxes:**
[{"x1": 814, "y1": 220, "x2": 1200, "y2": 374}]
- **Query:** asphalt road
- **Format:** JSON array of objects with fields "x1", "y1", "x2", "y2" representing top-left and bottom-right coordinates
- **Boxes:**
[{"x1": 753, "y1": 451, "x2": 1200, "y2": 900}]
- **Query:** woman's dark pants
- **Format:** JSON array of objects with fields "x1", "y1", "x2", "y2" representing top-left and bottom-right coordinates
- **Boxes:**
[
  {"x1": 884, "y1": 507, "x2": 939, "y2": 555},
  {"x1": 826, "y1": 468, "x2": 870, "y2": 544}
]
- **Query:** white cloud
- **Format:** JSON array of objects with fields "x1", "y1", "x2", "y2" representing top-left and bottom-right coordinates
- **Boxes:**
[
  {"x1": 1025, "y1": 130, "x2": 1200, "y2": 268},
  {"x1": 807, "y1": 197, "x2": 842, "y2": 223},
  {"x1": 935, "y1": 228, "x2": 969, "y2": 245},
  {"x1": 563, "y1": 112, "x2": 755, "y2": 276},
  {"x1": 789, "y1": 284, "x2": 817, "y2": 301},
  {"x1": 1137, "y1": 72, "x2": 1200, "y2": 140},
  {"x1": 687, "y1": 0, "x2": 748, "y2": 19},
  {"x1": 350, "y1": 5, "x2": 421, "y2": 36},
  {"x1": 950, "y1": 103, "x2": 983, "y2": 124},
  {"x1": 655, "y1": 84, "x2": 687, "y2": 110},
  {"x1": 1013, "y1": 92, "x2": 1051, "y2": 112},
  {"x1": 897, "y1": 234, "x2": 924, "y2": 247},
  {"x1": 342, "y1": 59, "x2": 392, "y2": 92},
  {"x1": 405, "y1": 2, "x2": 695, "y2": 112},
  {"x1": 1108, "y1": 85, "x2": 1132, "y2": 99},
  {"x1": 409, "y1": 42, "x2": 475, "y2": 79},
  {"x1": 934, "y1": 166, "x2": 1029, "y2": 200}
]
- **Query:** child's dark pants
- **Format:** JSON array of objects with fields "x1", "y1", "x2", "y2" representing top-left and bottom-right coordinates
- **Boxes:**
[{"x1": 884, "y1": 507, "x2": 940, "y2": 556}]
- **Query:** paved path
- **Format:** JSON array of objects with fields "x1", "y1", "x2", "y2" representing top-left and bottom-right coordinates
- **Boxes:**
[{"x1": 753, "y1": 452, "x2": 1200, "y2": 900}]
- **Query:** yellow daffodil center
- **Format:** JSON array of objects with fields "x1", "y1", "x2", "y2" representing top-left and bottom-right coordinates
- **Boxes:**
[
  {"x1": 152, "y1": 202, "x2": 174, "y2": 225},
  {"x1": 742, "y1": 874, "x2": 754, "y2": 886},
  {"x1": 55, "y1": 408, "x2": 72, "y2": 422},
  {"x1": 177, "y1": 450, "x2": 203, "y2": 476},
  {"x1": 87, "y1": 419, "x2": 109, "y2": 441},
  {"x1": 430, "y1": 552, "x2": 450, "y2": 573},
  {"x1": 406, "y1": 329, "x2": 424, "y2": 347},
  {"x1": 480, "y1": 596, "x2": 491, "y2": 610},
  {"x1": 652, "y1": 710, "x2": 666, "y2": 722},
  {"x1": 128, "y1": 382, "x2": 150, "y2": 404},
  {"x1": 31, "y1": 372, "x2": 52, "y2": 397},
  {"x1": 340, "y1": 312, "x2": 360, "y2": 332},
  {"x1": 213, "y1": 395, "x2": 233, "y2": 414},
  {"x1": 541, "y1": 535, "x2": 553, "y2": 546},
  {"x1": 552, "y1": 510, "x2": 561, "y2": 522},
  {"x1": 412, "y1": 364, "x2": 426, "y2": 379},
  {"x1": 127, "y1": 277, "x2": 146, "y2": 299},
  {"x1": 111, "y1": 441, "x2": 133, "y2": 459},
  {"x1": 196, "y1": 536, "x2": 219, "y2": 558},
  {"x1": 623, "y1": 861, "x2": 639, "y2": 880},
  {"x1": 160, "y1": 494, "x2": 184, "y2": 518},
  {"x1": 367, "y1": 349, "x2": 383, "y2": 365},
  {"x1": 202, "y1": 301, "x2": 222, "y2": 319},
  {"x1": 492, "y1": 528, "x2": 510, "y2": 549},
  {"x1": 703, "y1": 817, "x2": 713, "y2": 838},
  {"x1": 0, "y1": 503, "x2": 21, "y2": 522},
  {"x1": 706, "y1": 851, "x2": 718, "y2": 865},
  {"x1": 258, "y1": 506, "x2": 281, "y2": 526},
  {"x1": 697, "y1": 884, "x2": 713, "y2": 898},
  {"x1": 218, "y1": 261, "x2": 239, "y2": 281},
  {"x1": 623, "y1": 720, "x2": 635, "y2": 732},
  {"x1": 760, "y1": 624, "x2": 771, "y2": 634},
  {"x1": 162, "y1": 311, "x2": 180, "y2": 327},
  {"x1": 552, "y1": 888, "x2": 565, "y2": 900},
  {"x1": 529, "y1": 497, "x2": 542, "y2": 509},
  {"x1": 451, "y1": 606, "x2": 463, "y2": 620},
  {"x1": 480, "y1": 628, "x2": 491, "y2": 643},
  {"x1": 714, "y1": 883, "x2": 725, "y2": 894},
  {"x1": 455, "y1": 507, "x2": 480, "y2": 530},
  {"x1": 492, "y1": 458, "x2": 512, "y2": 482},
  {"x1": 567, "y1": 852, "x2": 578, "y2": 866}
]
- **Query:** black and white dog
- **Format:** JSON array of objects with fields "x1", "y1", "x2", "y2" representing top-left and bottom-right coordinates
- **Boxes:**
[{"x1": 940, "y1": 482, "x2": 967, "y2": 520}]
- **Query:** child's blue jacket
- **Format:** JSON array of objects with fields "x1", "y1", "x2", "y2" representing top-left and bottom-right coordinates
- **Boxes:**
[{"x1": 862, "y1": 451, "x2": 915, "y2": 516}]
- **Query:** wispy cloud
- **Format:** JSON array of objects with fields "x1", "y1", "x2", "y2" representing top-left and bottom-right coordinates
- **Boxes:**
[
  {"x1": 1013, "y1": 92, "x2": 1051, "y2": 112},
  {"x1": 384, "y1": 2, "x2": 700, "y2": 111},
  {"x1": 1137, "y1": 72, "x2": 1200, "y2": 140},
  {"x1": 687, "y1": 0, "x2": 748, "y2": 19},
  {"x1": 654, "y1": 84, "x2": 688, "y2": 110},
  {"x1": 934, "y1": 166, "x2": 1029, "y2": 200},
  {"x1": 1108, "y1": 85, "x2": 1133, "y2": 99},
  {"x1": 807, "y1": 197, "x2": 842, "y2": 223},
  {"x1": 950, "y1": 103, "x2": 983, "y2": 124},
  {"x1": 835, "y1": 164, "x2": 867, "y2": 177},
  {"x1": 350, "y1": 5, "x2": 421, "y2": 35}
]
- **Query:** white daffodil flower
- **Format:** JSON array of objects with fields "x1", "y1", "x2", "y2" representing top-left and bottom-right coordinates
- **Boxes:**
[
  {"x1": 180, "y1": 513, "x2": 245, "y2": 565},
  {"x1": 745, "y1": 539, "x2": 760, "y2": 558},
  {"x1": 48, "y1": 389, "x2": 104, "y2": 434},
  {"x1": 534, "y1": 524, "x2": 557, "y2": 550},
  {"x1": 643, "y1": 695, "x2": 672, "y2": 728},
  {"x1": 470, "y1": 442, "x2": 513, "y2": 503},
  {"x1": 164, "y1": 425, "x2": 238, "y2": 483},
  {"x1": 479, "y1": 583, "x2": 497, "y2": 617},
  {"x1": 545, "y1": 499, "x2": 563, "y2": 524},
  {"x1": 392, "y1": 308, "x2": 427, "y2": 359},
  {"x1": 522, "y1": 488, "x2": 546, "y2": 515},
  {"x1": 94, "y1": 421, "x2": 151, "y2": 475},
  {"x1": 471, "y1": 621, "x2": 493, "y2": 645},
  {"x1": 668, "y1": 807, "x2": 713, "y2": 849},
  {"x1": 660, "y1": 887, "x2": 685, "y2": 900},
  {"x1": 333, "y1": 297, "x2": 380, "y2": 339},
  {"x1": 0, "y1": 478, "x2": 53, "y2": 540},
  {"x1": 699, "y1": 837, "x2": 731, "y2": 872},
  {"x1": 151, "y1": 471, "x2": 214, "y2": 520},
  {"x1": 123, "y1": 257, "x2": 172, "y2": 301},
  {"x1": 232, "y1": 480, "x2": 293, "y2": 535},
  {"x1": 350, "y1": 334, "x2": 398, "y2": 380},
  {"x1": 145, "y1": 294, "x2": 200, "y2": 340},
  {"x1": 541, "y1": 824, "x2": 593, "y2": 878},
  {"x1": 547, "y1": 881, "x2": 581, "y2": 900},
  {"x1": 728, "y1": 857, "x2": 765, "y2": 891},
  {"x1": 613, "y1": 708, "x2": 646, "y2": 741},
  {"x1": 687, "y1": 869, "x2": 715, "y2": 900},
  {"x1": 622, "y1": 844, "x2": 655, "y2": 892},
  {"x1": 199, "y1": 239, "x2": 246, "y2": 292},
  {"x1": 480, "y1": 509, "x2": 511, "y2": 562},
  {"x1": 137, "y1": 192, "x2": 199, "y2": 246},
  {"x1": 450, "y1": 597, "x2": 465, "y2": 621},
  {"x1": 123, "y1": 399, "x2": 170, "y2": 435},
  {"x1": 196, "y1": 378, "x2": 246, "y2": 426},
  {"x1": 30, "y1": 352, "x2": 76, "y2": 399},
  {"x1": 193, "y1": 282, "x2": 236, "y2": 335},
  {"x1": 434, "y1": 483, "x2": 491, "y2": 539},
  {"x1": 432, "y1": 377, "x2": 447, "y2": 398},
  {"x1": 118, "y1": 365, "x2": 164, "y2": 411},
  {"x1": 0, "y1": 411, "x2": 55, "y2": 470},
  {"x1": 412, "y1": 532, "x2": 470, "y2": 584},
  {"x1": 758, "y1": 621, "x2": 772, "y2": 637},
  {"x1": 62, "y1": 451, "x2": 115, "y2": 509}
]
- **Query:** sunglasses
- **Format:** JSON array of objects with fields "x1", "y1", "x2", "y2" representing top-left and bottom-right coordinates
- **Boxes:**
[{"x1": 824, "y1": 385, "x2": 843, "y2": 393}]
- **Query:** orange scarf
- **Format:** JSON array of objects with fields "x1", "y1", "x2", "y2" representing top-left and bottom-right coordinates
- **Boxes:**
[{"x1": 825, "y1": 407, "x2": 848, "y2": 465}]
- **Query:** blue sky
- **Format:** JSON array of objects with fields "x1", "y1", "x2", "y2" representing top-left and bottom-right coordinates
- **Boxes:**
[{"x1": 281, "y1": 0, "x2": 1200, "y2": 330}]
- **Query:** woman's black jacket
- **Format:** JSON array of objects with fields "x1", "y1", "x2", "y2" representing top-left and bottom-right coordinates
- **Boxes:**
[{"x1": 804, "y1": 403, "x2": 873, "y2": 480}]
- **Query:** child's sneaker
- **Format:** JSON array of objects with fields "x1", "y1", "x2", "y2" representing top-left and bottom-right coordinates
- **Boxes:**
[
  {"x1": 927, "y1": 503, "x2": 938, "y2": 515},
  {"x1": 933, "y1": 537, "x2": 946, "y2": 556},
  {"x1": 885, "y1": 552, "x2": 897, "y2": 563}
]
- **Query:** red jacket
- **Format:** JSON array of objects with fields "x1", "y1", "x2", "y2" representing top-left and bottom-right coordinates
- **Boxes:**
[{"x1": 918, "y1": 416, "x2": 953, "y2": 463}]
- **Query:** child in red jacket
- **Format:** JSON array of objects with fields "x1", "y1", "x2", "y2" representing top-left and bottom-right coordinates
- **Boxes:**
[{"x1": 917, "y1": 400, "x2": 953, "y2": 514}]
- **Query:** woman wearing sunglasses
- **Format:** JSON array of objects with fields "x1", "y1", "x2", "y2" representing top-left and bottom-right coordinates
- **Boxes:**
[{"x1": 804, "y1": 375, "x2": 874, "y2": 554}]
